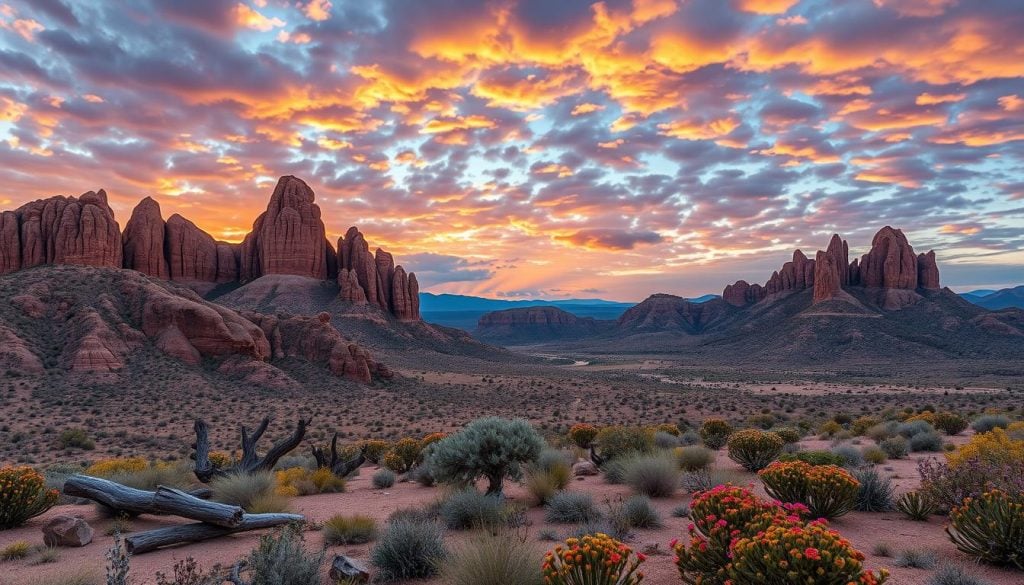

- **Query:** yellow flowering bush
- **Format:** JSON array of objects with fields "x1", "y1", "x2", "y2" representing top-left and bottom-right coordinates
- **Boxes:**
[
  {"x1": 543, "y1": 533, "x2": 645, "y2": 584},
  {"x1": 727, "y1": 520, "x2": 889, "y2": 585},
  {"x1": 274, "y1": 467, "x2": 345, "y2": 496},
  {"x1": 1, "y1": 466, "x2": 59, "y2": 529},
  {"x1": 946, "y1": 428, "x2": 1024, "y2": 469},
  {"x1": 699, "y1": 419, "x2": 732, "y2": 450},
  {"x1": 727, "y1": 429, "x2": 784, "y2": 471},
  {"x1": 382, "y1": 437, "x2": 422, "y2": 473},
  {"x1": 568, "y1": 424, "x2": 599, "y2": 449},
  {"x1": 759, "y1": 461, "x2": 860, "y2": 519},
  {"x1": 208, "y1": 450, "x2": 234, "y2": 469},
  {"x1": 85, "y1": 457, "x2": 148, "y2": 477},
  {"x1": 947, "y1": 489, "x2": 1024, "y2": 568},
  {"x1": 360, "y1": 440, "x2": 391, "y2": 464}
]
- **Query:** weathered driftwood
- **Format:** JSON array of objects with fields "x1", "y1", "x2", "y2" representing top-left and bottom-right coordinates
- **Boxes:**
[
  {"x1": 311, "y1": 434, "x2": 366, "y2": 477},
  {"x1": 589, "y1": 445, "x2": 606, "y2": 468},
  {"x1": 62, "y1": 475, "x2": 244, "y2": 527},
  {"x1": 193, "y1": 416, "x2": 311, "y2": 483},
  {"x1": 124, "y1": 513, "x2": 304, "y2": 554}
]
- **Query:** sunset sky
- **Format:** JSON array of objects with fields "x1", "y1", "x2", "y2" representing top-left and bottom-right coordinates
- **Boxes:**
[{"x1": 1, "y1": 0, "x2": 1023, "y2": 300}]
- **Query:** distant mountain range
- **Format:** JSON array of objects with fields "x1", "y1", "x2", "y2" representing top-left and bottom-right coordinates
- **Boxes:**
[
  {"x1": 960, "y1": 286, "x2": 1024, "y2": 310},
  {"x1": 419, "y1": 292, "x2": 718, "y2": 330}
]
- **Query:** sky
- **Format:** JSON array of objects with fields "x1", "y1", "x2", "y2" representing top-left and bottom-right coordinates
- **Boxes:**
[{"x1": 0, "y1": 0, "x2": 1023, "y2": 301}]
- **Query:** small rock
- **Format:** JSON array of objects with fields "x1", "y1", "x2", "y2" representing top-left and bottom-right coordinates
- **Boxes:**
[
  {"x1": 42, "y1": 515, "x2": 94, "y2": 547},
  {"x1": 572, "y1": 461, "x2": 599, "y2": 476},
  {"x1": 329, "y1": 555, "x2": 370, "y2": 583}
]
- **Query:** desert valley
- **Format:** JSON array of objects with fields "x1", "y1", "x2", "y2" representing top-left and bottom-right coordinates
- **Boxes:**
[{"x1": 2, "y1": 1, "x2": 1024, "y2": 585}]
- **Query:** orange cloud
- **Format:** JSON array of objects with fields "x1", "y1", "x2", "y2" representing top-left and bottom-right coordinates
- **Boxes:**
[
  {"x1": 233, "y1": 3, "x2": 285, "y2": 31},
  {"x1": 916, "y1": 92, "x2": 965, "y2": 105},
  {"x1": 658, "y1": 117, "x2": 740, "y2": 142},
  {"x1": 572, "y1": 102, "x2": 605, "y2": 116},
  {"x1": 303, "y1": 0, "x2": 331, "y2": 21},
  {"x1": 420, "y1": 115, "x2": 496, "y2": 134},
  {"x1": 735, "y1": 0, "x2": 800, "y2": 15}
]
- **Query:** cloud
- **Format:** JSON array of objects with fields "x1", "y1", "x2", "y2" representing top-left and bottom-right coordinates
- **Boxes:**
[
  {"x1": 402, "y1": 253, "x2": 495, "y2": 286},
  {"x1": 557, "y1": 229, "x2": 665, "y2": 250}
]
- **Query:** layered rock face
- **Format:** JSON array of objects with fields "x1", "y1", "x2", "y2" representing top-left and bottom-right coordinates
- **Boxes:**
[
  {"x1": 723, "y1": 226, "x2": 941, "y2": 309},
  {"x1": 338, "y1": 227, "x2": 420, "y2": 321},
  {"x1": 240, "y1": 176, "x2": 331, "y2": 281},
  {"x1": 0, "y1": 176, "x2": 421, "y2": 321},
  {"x1": 3, "y1": 190, "x2": 122, "y2": 274},
  {"x1": 617, "y1": 294, "x2": 729, "y2": 333}
]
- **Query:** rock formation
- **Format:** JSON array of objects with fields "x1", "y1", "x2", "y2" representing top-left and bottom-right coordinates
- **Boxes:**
[
  {"x1": 917, "y1": 251, "x2": 940, "y2": 290},
  {"x1": 0, "y1": 211, "x2": 21, "y2": 276},
  {"x1": 812, "y1": 235, "x2": 849, "y2": 303},
  {"x1": 166, "y1": 214, "x2": 222, "y2": 283},
  {"x1": 617, "y1": 294, "x2": 729, "y2": 333},
  {"x1": 722, "y1": 280, "x2": 765, "y2": 307},
  {"x1": 240, "y1": 176, "x2": 330, "y2": 281},
  {"x1": 858, "y1": 226, "x2": 918, "y2": 289},
  {"x1": 14, "y1": 190, "x2": 122, "y2": 270},
  {"x1": 122, "y1": 197, "x2": 169, "y2": 279},
  {"x1": 337, "y1": 226, "x2": 420, "y2": 320}
]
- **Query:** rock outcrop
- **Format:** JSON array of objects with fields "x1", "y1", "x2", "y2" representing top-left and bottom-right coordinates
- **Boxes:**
[
  {"x1": 765, "y1": 250, "x2": 815, "y2": 296},
  {"x1": 14, "y1": 190, "x2": 122, "y2": 270},
  {"x1": 337, "y1": 227, "x2": 420, "y2": 320},
  {"x1": 617, "y1": 294, "x2": 730, "y2": 333},
  {"x1": 0, "y1": 211, "x2": 21, "y2": 275},
  {"x1": 240, "y1": 176, "x2": 330, "y2": 281},
  {"x1": 812, "y1": 235, "x2": 849, "y2": 303},
  {"x1": 723, "y1": 280, "x2": 765, "y2": 307},
  {"x1": 475, "y1": 306, "x2": 610, "y2": 344},
  {"x1": 918, "y1": 251, "x2": 940, "y2": 290},
  {"x1": 122, "y1": 197, "x2": 169, "y2": 279},
  {"x1": 166, "y1": 214, "x2": 222, "y2": 283},
  {"x1": 858, "y1": 226, "x2": 918, "y2": 290}
]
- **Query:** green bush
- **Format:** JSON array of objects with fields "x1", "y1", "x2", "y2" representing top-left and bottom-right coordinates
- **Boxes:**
[
  {"x1": 675, "y1": 446, "x2": 714, "y2": 471},
  {"x1": 0, "y1": 466, "x2": 59, "y2": 529},
  {"x1": 445, "y1": 532, "x2": 543, "y2": 585},
  {"x1": 524, "y1": 465, "x2": 570, "y2": 506},
  {"x1": 971, "y1": 415, "x2": 1009, "y2": 433},
  {"x1": 830, "y1": 444, "x2": 864, "y2": 468},
  {"x1": 601, "y1": 459, "x2": 628, "y2": 485},
  {"x1": 779, "y1": 450, "x2": 846, "y2": 466},
  {"x1": 245, "y1": 526, "x2": 323, "y2": 585},
  {"x1": 210, "y1": 472, "x2": 278, "y2": 512},
  {"x1": 545, "y1": 491, "x2": 601, "y2": 524},
  {"x1": 893, "y1": 548, "x2": 938, "y2": 569},
  {"x1": 926, "y1": 563, "x2": 996, "y2": 585},
  {"x1": 1, "y1": 540, "x2": 30, "y2": 560},
  {"x1": 879, "y1": 436, "x2": 909, "y2": 459},
  {"x1": 371, "y1": 519, "x2": 447, "y2": 581},
  {"x1": 727, "y1": 429, "x2": 783, "y2": 472},
  {"x1": 699, "y1": 419, "x2": 732, "y2": 450},
  {"x1": 933, "y1": 413, "x2": 969, "y2": 436},
  {"x1": 862, "y1": 446, "x2": 888, "y2": 465},
  {"x1": 771, "y1": 427, "x2": 801, "y2": 444},
  {"x1": 910, "y1": 431, "x2": 944, "y2": 452},
  {"x1": 946, "y1": 489, "x2": 1024, "y2": 568},
  {"x1": 618, "y1": 495, "x2": 662, "y2": 529},
  {"x1": 594, "y1": 426, "x2": 654, "y2": 460},
  {"x1": 59, "y1": 428, "x2": 95, "y2": 450},
  {"x1": 898, "y1": 420, "x2": 935, "y2": 438},
  {"x1": 896, "y1": 490, "x2": 936, "y2": 521},
  {"x1": 623, "y1": 454, "x2": 680, "y2": 497},
  {"x1": 323, "y1": 514, "x2": 377, "y2": 545},
  {"x1": 440, "y1": 489, "x2": 507, "y2": 530},
  {"x1": 429, "y1": 417, "x2": 544, "y2": 495},
  {"x1": 853, "y1": 468, "x2": 895, "y2": 512},
  {"x1": 372, "y1": 469, "x2": 396, "y2": 489}
]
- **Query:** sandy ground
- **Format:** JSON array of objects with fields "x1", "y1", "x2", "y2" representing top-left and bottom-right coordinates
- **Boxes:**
[{"x1": 1, "y1": 442, "x2": 1019, "y2": 585}]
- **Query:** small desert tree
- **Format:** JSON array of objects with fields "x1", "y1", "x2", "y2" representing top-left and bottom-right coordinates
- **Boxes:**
[{"x1": 429, "y1": 417, "x2": 544, "y2": 495}]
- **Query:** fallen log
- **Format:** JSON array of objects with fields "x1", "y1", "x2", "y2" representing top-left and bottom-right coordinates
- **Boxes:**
[
  {"x1": 124, "y1": 513, "x2": 305, "y2": 554},
  {"x1": 62, "y1": 475, "x2": 244, "y2": 527}
]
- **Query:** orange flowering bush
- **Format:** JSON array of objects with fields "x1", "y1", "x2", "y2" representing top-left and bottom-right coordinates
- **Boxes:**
[
  {"x1": 543, "y1": 533, "x2": 645, "y2": 584},
  {"x1": 759, "y1": 461, "x2": 860, "y2": 519},
  {"x1": 1, "y1": 466, "x2": 59, "y2": 529},
  {"x1": 947, "y1": 489, "x2": 1024, "y2": 568},
  {"x1": 568, "y1": 423, "x2": 599, "y2": 449},
  {"x1": 673, "y1": 484, "x2": 807, "y2": 584},
  {"x1": 274, "y1": 467, "x2": 345, "y2": 496},
  {"x1": 726, "y1": 520, "x2": 889, "y2": 585}
]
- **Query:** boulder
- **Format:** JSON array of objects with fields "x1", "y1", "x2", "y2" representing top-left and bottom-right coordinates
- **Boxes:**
[
  {"x1": 42, "y1": 516, "x2": 94, "y2": 547},
  {"x1": 572, "y1": 461, "x2": 600, "y2": 476},
  {"x1": 329, "y1": 555, "x2": 371, "y2": 583}
]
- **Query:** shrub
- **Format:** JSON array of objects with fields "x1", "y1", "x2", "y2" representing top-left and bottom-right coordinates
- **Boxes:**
[
  {"x1": 525, "y1": 465, "x2": 569, "y2": 506},
  {"x1": 926, "y1": 563, "x2": 996, "y2": 585},
  {"x1": 359, "y1": 439, "x2": 391, "y2": 464},
  {"x1": 727, "y1": 520, "x2": 889, "y2": 585},
  {"x1": 536, "y1": 449, "x2": 573, "y2": 473},
  {"x1": 699, "y1": 419, "x2": 732, "y2": 450},
  {"x1": 542, "y1": 533, "x2": 645, "y2": 585},
  {"x1": 880, "y1": 436, "x2": 909, "y2": 459},
  {"x1": 675, "y1": 445, "x2": 714, "y2": 471},
  {"x1": 772, "y1": 427, "x2": 801, "y2": 444},
  {"x1": 245, "y1": 526, "x2": 323, "y2": 585},
  {"x1": 594, "y1": 426, "x2": 654, "y2": 460},
  {"x1": 946, "y1": 489, "x2": 1024, "y2": 568},
  {"x1": 618, "y1": 494, "x2": 662, "y2": 528},
  {"x1": 898, "y1": 420, "x2": 935, "y2": 438},
  {"x1": 446, "y1": 532, "x2": 543, "y2": 585},
  {"x1": 867, "y1": 422, "x2": 898, "y2": 442},
  {"x1": 108, "y1": 462, "x2": 192, "y2": 492},
  {"x1": 971, "y1": 414, "x2": 1010, "y2": 433},
  {"x1": 680, "y1": 469, "x2": 746, "y2": 494},
  {"x1": 567, "y1": 424, "x2": 598, "y2": 449},
  {"x1": 727, "y1": 429, "x2": 783, "y2": 472},
  {"x1": 154, "y1": 557, "x2": 224, "y2": 585},
  {"x1": 440, "y1": 489, "x2": 507, "y2": 530},
  {"x1": 58, "y1": 428, "x2": 95, "y2": 450},
  {"x1": 382, "y1": 437, "x2": 422, "y2": 473},
  {"x1": 831, "y1": 444, "x2": 864, "y2": 468},
  {"x1": 545, "y1": 492, "x2": 601, "y2": 524},
  {"x1": 429, "y1": 417, "x2": 544, "y2": 495},
  {"x1": 853, "y1": 468, "x2": 895, "y2": 512},
  {"x1": 852, "y1": 416, "x2": 881, "y2": 436},
  {"x1": 671, "y1": 505, "x2": 690, "y2": 518},
  {"x1": 323, "y1": 514, "x2": 377, "y2": 545},
  {"x1": 780, "y1": 450, "x2": 846, "y2": 466},
  {"x1": 947, "y1": 428, "x2": 1024, "y2": 469},
  {"x1": 372, "y1": 469, "x2": 397, "y2": 489},
  {"x1": 759, "y1": 461, "x2": 860, "y2": 520},
  {"x1": 910, "y1": 431, "x2": 944, "y2": 452},
  {"x1": 210, "y1": 471, "x2": 279, "y2": 512},
  {"x1": 862, "y1": 446, "x2": 888, "y2": 464},
  {"x1": 601, "y1": 459, "x2": 628, "y2": 485},
  {"x1": 896, "y1": 490, "x2": 936, "y2": 521},
  {"x1": 410, "y1": 463, "x2": 435, "y2": 487},
  {"x1": 0, "y1": 466, "x2": 59, "y2": 529},
  {"x1": 933, "y1": 413, "x2": 969, "y2": 436},
  {"x1": 85, "y1": 458, "x2": 148, "y2": 477},
  {"x1": 1, "y1": 540, "x2": 30, "y2": 560},
  {"x1": 654, "y1": 430, "x2": 680, "y2": 449},
  {"x1": 275, "y1": 467, "x2": 345, "y2": 496},
  {"x1": 657, "y1": 423, "x2": 681, "y2": 436},
  {"x1": 680, "y1": 430, "x2": 701, "y2": 446},
  {"x1": 918, "y1": 456, "x2": 1024, "y2": 512},
  {"x1": 893, "y1": 548, "x2": 938, "y2": 569},
  {"x1": 371, "y1": 519, "x2": 447, "y2": 581},
  {"x1": 623, "y1": 454, "x2": 680, "y2": 497}
]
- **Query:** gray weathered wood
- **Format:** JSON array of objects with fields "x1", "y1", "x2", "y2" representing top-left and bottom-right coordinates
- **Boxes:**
[
  {"x1": 62, "y1": 475, "x2": 156, "y2": 515},
  {"x1": 193, "y1": 416, "x2": 311, "y2": 483},
  {"x1": 124, "y1": 513, "x2": 304, "y2": 554},
  {"x1": 151, "y1": 486, "x2": 243, "y2": 527}
]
